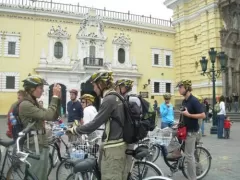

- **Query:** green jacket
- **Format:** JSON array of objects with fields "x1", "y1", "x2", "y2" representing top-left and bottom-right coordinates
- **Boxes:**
[{"x1": 19, "y1": 94, "x2": 60, "y2": 131}]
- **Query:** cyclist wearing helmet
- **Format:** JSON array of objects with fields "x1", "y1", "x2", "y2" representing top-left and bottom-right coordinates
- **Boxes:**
[
  {"x1": 80, "y1": 94, "x2": 104, "y2": 137},
  {"x1": 176, "y1": 80, "x2": 205, "y2": 180},
  {"x1": 67, "y1": 71, "x2": 127, "y2": 180},
  {"x1": 67, "y1": 89, "x2": 83, "y2": 124},
  {"x1": 160, "y1": 93, "x2": 174, "y2": 129},
  {"x1": 115, "y1": 78, "x2": 141, "y2": 107},
  {"x1": 19, "y1": 75, "x2": 61, "y2": 180},
  {"x1": 114, "y1": 78, "x2": 141, "y2": 177}
]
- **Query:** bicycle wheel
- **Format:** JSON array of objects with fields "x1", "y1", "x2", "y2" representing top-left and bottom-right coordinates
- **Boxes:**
[
  {"x1": 50, "y1": 144, "x2": 59, "y2": 168},
  {"x1": 143, "y1": 176, "x2": 172, "y2": 180},
  {"x1": 148, "y1": 144, "x2": 160, "y2": 163},
  {"x1": 139, "y1": 140, "x2": 160, "y2": 163},
  {"x1": 6, "y1": 163, "x2": 26, "y2": 180},
  {"x1": 143, "y1": 176, "x2": 173, "y2": 180},
  {"x1": 0, "y1": 148, "x2": 1, "y2": 163},
  {"x1": 128, "y1": 161, "x2": 163, "y2": 180},
  {"x1": 56, "y1": 158, "x2": 73, "y2": 180},
  {"x1": 182, "y1": 146, "x2": 212, "y2": 180},
  {"x1": 48, "y1": 153, "x2": 53, "y2": 176},
  {"x1": 66, "y1": 172, "x2": 100, "y2": 180}
]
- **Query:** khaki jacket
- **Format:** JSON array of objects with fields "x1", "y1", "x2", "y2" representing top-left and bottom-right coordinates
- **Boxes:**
[
  {"x1": 19, "y1": 94, "x2": 60, "y2": 146},
  {"x1": 19, "y1": 94, "x2": 60, "y2": 129}
]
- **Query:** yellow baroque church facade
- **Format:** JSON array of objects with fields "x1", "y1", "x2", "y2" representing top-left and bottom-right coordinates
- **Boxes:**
[
  {"x1": 0, "y1": 0, "x2": 176, "y2": 115},
  {"x1": 164, "y1": 0, "x2": 224, "y2": 105}
]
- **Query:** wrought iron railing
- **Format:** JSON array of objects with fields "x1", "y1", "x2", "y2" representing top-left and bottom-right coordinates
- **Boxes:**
[
  {"x1": 0, "y1": 0, "x2": 172, "y2": 27},
  {"x1": 83, "y1": 57, "x2": 103, "y2": 66}
]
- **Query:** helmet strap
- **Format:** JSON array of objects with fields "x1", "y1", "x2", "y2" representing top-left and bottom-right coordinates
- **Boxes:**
[
  {"x1": 120, "y1": 87, "x2": 124, "y2": 96},
  {"x1": 183, "y1": 88, "x2": 189, "y2": 96},
  {"x1": 97, "y1": 83, "x2": 105, "y2": 98}
]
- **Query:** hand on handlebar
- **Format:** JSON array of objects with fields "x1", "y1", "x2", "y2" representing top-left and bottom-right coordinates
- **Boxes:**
[{"x1": 66, "y1": 120, "x2": 80, "y2": 135}]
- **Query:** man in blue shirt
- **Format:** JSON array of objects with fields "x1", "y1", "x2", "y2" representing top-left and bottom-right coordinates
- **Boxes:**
[
  {"x1": 160, "y1": 93, "x2": 174, "y2": 129},
  {"x1": 67, "y1": 89, "x2": 83, "y2": 124}
]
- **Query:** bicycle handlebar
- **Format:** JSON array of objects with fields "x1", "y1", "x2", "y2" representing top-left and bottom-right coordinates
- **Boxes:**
[{"x1": 16, "y1": 121, "x2": 41, "y2": 163}]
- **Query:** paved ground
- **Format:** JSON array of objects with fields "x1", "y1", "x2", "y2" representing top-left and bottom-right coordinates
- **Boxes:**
[{"x1": 0, "y1": 117, "x2": 240, "y2": 180}]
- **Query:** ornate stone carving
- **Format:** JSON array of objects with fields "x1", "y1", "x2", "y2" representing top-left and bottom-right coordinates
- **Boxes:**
[
  {"x1": 48, "y1": 25, "x2": 71, "y2": 39},
  {"x1": 76, "y1": 9, "x2": 106, "y2": 41},
  {"x1": 219, "y1": 0, "x2": 240, "y2": 96},
  {"x1": 112, "y1": 32, "x2": 132, "y2": 45}
]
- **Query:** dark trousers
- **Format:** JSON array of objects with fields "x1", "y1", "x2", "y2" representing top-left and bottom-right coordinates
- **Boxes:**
[
  {"x1": 217, "y1": 114, "x2": 225, "y2": 138},
  {"x1": 224, "y1": 128, "x2": 230, "y2": 139}
]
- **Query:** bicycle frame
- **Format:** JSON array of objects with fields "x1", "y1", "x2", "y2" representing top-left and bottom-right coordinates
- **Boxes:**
[
  {"x1": 0, "y1": 146, "x2": 12, "y2": 178},
  {"x1": 128, "y1": 157, "x2": 164, "y2": 179}
]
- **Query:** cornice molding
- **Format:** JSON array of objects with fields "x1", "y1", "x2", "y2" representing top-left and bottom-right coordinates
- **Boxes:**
[
  {"x1": 172, "y1": 2, "x2": 218, "y2": 26},
  {"x1": 0, "y1": 7, "x2": 175, "y2": 34},
  {"x1": 164, "y1": 0, "x2": 190, "y2": 9}
]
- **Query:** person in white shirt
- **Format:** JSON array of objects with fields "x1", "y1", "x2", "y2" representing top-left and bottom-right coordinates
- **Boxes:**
[
  {"x1": 217, "y1": 95, "x2": 226, "y2": 139},
  {"x1": 80, "y1": 94, "x2": 104, "y2": 139}
]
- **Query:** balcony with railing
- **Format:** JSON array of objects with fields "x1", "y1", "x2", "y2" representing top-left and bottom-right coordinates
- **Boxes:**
[
  {"x1": 83, "y1": 57, "x2": 103, "y2": 66},
  {"x1": 0, "y1": 0, "x2": 172, "y2": 27}
]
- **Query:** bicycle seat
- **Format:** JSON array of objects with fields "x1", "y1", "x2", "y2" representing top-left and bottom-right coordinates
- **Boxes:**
[
  {"x1": 126, "y1": 145, "x2": 149, "y2": 160},
  {"x1": 0, "y1": 139, "x2": 15, "y2": 147},
  {"x1": 66, "y1": 158, "x2": 85, "y2": 166},
  {"x1": 73, "y1": 158, "x2": 97, "y2": 173}
]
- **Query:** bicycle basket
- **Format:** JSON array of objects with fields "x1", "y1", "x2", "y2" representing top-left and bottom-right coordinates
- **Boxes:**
[{"x1": 148, "y1": 127, "x2": 172, "y2": 146}]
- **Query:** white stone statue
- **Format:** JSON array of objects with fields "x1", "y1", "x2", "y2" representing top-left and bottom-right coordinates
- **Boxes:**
[{"x1": 233, "y1": 13, "x2": 238, "y2": 29}]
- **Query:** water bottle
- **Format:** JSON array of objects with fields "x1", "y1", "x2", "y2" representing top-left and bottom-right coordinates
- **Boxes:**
[
  {"x1": 75, "y1": 150, "x2": 85, "y2": 159},
  {"x1": 10, "y1": 112, "x2": 17, "y2": 125}
]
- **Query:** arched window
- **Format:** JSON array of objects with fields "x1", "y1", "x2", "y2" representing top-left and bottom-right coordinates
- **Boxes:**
[
  {"x1": 118, "y1": 48, "x2": 125, "y2": 64},
  {"x1": 54, "y1": 42, "x2": 63, "y2": 59},
  {"x1": 89, "y1": 46, "x2": 96, "y2": 58}
]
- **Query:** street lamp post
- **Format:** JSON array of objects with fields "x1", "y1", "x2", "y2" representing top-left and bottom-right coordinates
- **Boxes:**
[{"x1": 199, "y1": 48, "x2": 227, "y2": 134}]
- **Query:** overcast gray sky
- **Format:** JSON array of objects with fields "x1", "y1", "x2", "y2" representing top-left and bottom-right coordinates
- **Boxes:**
[{"x1": 51, "y1": 0, "x2": 173, "y2": 20}]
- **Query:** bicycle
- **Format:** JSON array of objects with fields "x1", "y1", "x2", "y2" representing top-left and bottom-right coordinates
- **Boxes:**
[
  {"x1": 0, "y1": 139, "x2": 15, "y2": 179},
  {"x1": 47, "y1": 121, "x2": 69, "y2": 167},
  {"x1": 6, "y1": 122, "x2": 42, "y2": 180},
  {"x1": 148, "y1": 134, "x2": 211, "y2": 179},
  {"x1": 66, "y1": 145, "x2": 164, "y2": 180},
  {"x1": 56, "y1": 135, "x2": 101, "y2": 180},
  {"x1": 143, "y1": 177, "x2": 173, "y2": 180}
]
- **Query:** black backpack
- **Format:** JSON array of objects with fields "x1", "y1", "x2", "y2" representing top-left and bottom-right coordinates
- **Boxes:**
[{"x1": 108, "y1": 92, "x2": 156, "y2": 144}]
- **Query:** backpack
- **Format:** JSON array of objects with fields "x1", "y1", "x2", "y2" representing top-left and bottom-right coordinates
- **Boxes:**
[
  {"x1": 107, "y1": 92, "x2": 156, "y2": 144},
  {"x1": 11, "y1": 100, "x2": 31, "y2": 140},
  {"x1": 214, "y1": 103, "x2": 221, "y2": 113}
]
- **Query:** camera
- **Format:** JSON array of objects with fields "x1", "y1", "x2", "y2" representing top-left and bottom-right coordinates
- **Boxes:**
[{"x1": 179, "y1": 106, "x2": 186, "y2": 111}]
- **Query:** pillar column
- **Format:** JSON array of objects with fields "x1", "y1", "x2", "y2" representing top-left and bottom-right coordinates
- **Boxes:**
[{"x1": 228, "y1": 66, "x2": 232, "y2": 96}]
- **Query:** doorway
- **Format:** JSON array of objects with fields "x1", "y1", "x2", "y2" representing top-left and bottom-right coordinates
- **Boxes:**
[{"x1": 80, "y1": 81, "x2": 100, "y2": 111}]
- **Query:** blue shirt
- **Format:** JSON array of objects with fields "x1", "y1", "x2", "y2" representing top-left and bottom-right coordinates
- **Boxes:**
[
  {"x1": 160, "y1": 103, "x2": 174, "y2": 123},
  {"x1": 67, "y1": 100, "x2": 83, "y2": 122}
]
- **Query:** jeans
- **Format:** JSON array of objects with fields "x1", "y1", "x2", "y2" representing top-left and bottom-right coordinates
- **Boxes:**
[
  {"x1": 217, "y1": 114, "x2": 225, "y2": 138},
  {"x1": 185, "y1": 132, "x2": 197, "y2": 180},
  {"x1": 205, "y1": 112, "x2": 209, "y2": 122},
  {"x1": 161, "y1": 121, "x2": 173, "y2": 129},
  {"x1": 226, "y1": 103, "x2": 232, "y2": 112},
  {"x1": 201, "y1": 120, "x2": 205, "y2": 135},
  {"x1": 234, "y1": 102, "x2": 239, "y2": 112}
]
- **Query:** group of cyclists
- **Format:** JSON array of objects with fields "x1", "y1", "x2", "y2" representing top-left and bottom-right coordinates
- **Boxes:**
[{"x1": 6, "y1": 70, "x2": 206, "y2": 180}]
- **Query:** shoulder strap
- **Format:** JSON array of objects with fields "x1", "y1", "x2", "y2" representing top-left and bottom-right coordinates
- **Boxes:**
[
  {"x1": 14, "y1": 99, "x2": 35, "y2": 122},
  {"x1": 107, "y1": 91, "x2": 133, "y2": 126},
  {"x1": 107, "y1": 92, "x2": 125, "y2": 102}
]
